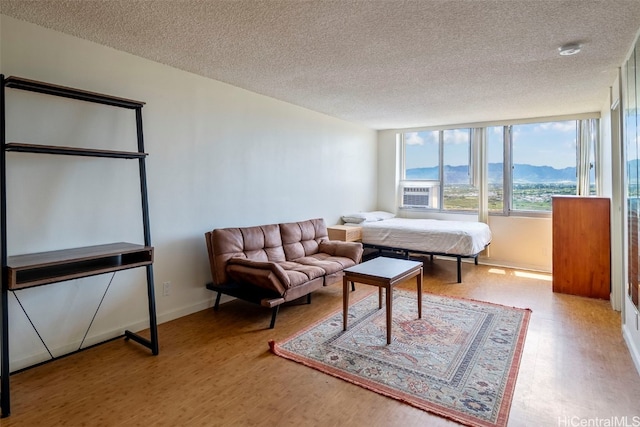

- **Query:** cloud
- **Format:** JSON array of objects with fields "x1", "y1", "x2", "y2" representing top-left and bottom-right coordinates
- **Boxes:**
[
  {"x1": 537, "y1": 121, "x2": 575, "y2": 132},
  {"x1": 405, "y1": 132, "x2": 424, "y2": 145},
  {"x1": 444, "y1": 129, "x2": 470, "y2": 144}
]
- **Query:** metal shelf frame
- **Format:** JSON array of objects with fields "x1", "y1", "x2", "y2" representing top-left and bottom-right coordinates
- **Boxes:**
[{"x1": 0, "y1": 75, "x2": 159, "y2": 417}]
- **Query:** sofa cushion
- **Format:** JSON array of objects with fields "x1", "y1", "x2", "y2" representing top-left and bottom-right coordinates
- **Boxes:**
[
  {"x1": 294, "y1": 253, "x2": 358, "y2": 275},
  {"x1": 280, "y1": 218, "x2": 328, "y2": 261},
  {"x1": 240, "y1": 224, "x2": 286, "y2": 262},
  {"x1": 277, "y1": 261, "x2": 326, "y2": 287},
  {"x1": 227, "y1": 258, "x2": 290, "y2": 294},
  {"x1": 206, "y1": 224, "x2": 285, "y2": 285},
  {"x1": 226, "y1": 258, "x2": 326, "y2": 294},
  {"x1": 227, "y1": 263, "x2": 287, "y2": 295}
]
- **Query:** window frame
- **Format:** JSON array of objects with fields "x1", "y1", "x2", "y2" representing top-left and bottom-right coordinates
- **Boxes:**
[
  {"x1": 400, "y1": 128, "x2": 479, "y2": 213},
  {"x1": 399, "y1": 114, "x2": 600, "y2": 217}
]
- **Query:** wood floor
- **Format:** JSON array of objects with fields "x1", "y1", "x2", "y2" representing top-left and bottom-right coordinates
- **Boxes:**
[{"x1": 2, "y1": 259, "x2": 639, "y2": 426}]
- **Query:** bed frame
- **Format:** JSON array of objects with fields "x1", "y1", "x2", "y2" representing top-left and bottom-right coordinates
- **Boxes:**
[{"x1": 362, "y1": 243, "x2": 484, "y2": 283}]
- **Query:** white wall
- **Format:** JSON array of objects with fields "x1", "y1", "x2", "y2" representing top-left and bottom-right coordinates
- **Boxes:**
[
  {"x1": 0, "y1": 15, "x2": 378, "y2": 369},
  {"x1": 376, "y1": 129, "x2": 553, "y2": 272}
]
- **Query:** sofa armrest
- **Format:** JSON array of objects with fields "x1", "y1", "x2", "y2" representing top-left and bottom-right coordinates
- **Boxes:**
[
  {"x1": 318, "y1": 241, "x2": 363, "y2": 264},
  {"x1": 227, "y1": 258, "x2": 291, "y2": 294}
]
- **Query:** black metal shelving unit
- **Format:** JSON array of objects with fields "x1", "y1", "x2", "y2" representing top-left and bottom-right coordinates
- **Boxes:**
[{"x1": 0, "y1": 75, "x2": 159, "y2": 417}]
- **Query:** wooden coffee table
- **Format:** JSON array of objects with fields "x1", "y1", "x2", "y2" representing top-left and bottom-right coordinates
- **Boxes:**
[{"x1": 342, "y1": 257, "x2": 423, "y2": 345}]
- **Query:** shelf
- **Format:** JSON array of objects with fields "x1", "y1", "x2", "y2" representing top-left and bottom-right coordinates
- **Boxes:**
[
  {"x1": 7, "y1": 243, "x2": 153, "y2": 290},
  {"x1": 4, "y1": 143, "x2": 147, "y2": 159},
  {"x1": 1, "y1": 74, "x2": 159, "y2": 417},
  {"x1": 4, "y1": 76, "x2": 144, "y2": 109}
]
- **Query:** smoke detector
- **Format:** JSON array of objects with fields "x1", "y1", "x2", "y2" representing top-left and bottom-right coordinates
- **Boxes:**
[{"x1": 559, "y1": 43, "x2": 582, "y2": 56}]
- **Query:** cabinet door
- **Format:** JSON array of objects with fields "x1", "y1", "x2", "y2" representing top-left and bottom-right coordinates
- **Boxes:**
[{"x1": 552, "y1": 196, "x2": 611, "y2": 299}]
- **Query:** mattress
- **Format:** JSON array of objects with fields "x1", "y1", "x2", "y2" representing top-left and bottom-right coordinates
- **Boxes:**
[{"x1": 357, "y1": 218, "x2": 492, "y2": 256}]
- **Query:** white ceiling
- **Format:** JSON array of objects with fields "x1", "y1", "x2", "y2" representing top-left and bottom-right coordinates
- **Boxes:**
[{"x1": 2, "y1": 1, "x2": 640, "y2": 130}]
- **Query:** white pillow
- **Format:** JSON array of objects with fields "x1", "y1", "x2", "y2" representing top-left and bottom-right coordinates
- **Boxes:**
[
  {"x1": 341, "y1": 212, "x2": 380, "y2": 224},
  {"x1": 341, "y1": 211, "x2": 396, "y2": 223}
]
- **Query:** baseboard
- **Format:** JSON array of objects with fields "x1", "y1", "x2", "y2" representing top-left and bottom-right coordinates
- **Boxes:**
[
  {"x1": 476, "y1": 258, "x2": 551, "y2": 274},
  {"x1": 156, "y1": 299, "x2": 216, "y2": 325},
  {"x1": 622, "y1": 323, "x2": 640, "y2": 376}
]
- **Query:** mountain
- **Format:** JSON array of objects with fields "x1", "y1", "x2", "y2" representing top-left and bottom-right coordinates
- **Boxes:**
[
  {"x1": 628, "y1": 159, "x2": 640, "y2": 184},
  {"x1": 406, "y1": 163, "x2": 576, "y2": 184},
  {"x1": 510, "y1": 164, "x2": 576, "y2": 183}
]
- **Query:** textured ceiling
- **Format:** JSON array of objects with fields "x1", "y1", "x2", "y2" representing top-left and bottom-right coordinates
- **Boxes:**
[{"x1": 2, "y1": 0, "x2": 640, "y2": 130}]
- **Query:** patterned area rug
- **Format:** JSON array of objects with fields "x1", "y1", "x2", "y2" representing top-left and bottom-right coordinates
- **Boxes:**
[{"x1": 269, "y1": 289, "x2": 530, "y2": 427}]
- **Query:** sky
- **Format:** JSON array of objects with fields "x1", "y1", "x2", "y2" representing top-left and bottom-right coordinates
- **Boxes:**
[{"x1": 405, "y1": 120, "x2": 578, "y2": 170}]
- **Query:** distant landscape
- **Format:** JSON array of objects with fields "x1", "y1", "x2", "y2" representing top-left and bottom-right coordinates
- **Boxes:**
[
  {"x1": 406, "y1": 163, "x2": 576, "y2": 183},
  {"x1": 406, "y1": 163, "x2": 578, "y2": 211}
]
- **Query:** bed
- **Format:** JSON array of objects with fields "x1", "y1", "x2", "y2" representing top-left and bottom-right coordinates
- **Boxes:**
[{"x1": 342, "y1": 213, "x2": 492, "y2": 283}]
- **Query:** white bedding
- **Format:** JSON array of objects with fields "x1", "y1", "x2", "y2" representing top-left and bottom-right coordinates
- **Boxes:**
[{"x1": 357, "y1": 218, "x2": 492, "y2": 256}]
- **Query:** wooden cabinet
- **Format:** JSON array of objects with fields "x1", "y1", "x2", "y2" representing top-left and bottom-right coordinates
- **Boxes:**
[
  {"x1": 552, "y1": 196, "x2": 611, "y2": 299},
  {"x1": 327, "y1": 225, "x2": 362, "y2": 242}
]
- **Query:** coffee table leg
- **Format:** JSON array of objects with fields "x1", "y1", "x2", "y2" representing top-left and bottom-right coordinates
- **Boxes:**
[
  {"x1": 378, "y1": 287, "x2": 383, "y2": 309},
  {"x1": 386, "y1": 285, "x2": 392, "y2": 345},
  {"x1": 343, "y1": 275, "x2": 349, "y2": 331},
  {"x1": 417, "y1": 267, "x2": 423, "y2": 319}
]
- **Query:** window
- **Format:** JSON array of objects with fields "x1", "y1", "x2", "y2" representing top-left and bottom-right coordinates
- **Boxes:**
[
  {"x1": 586, "y1": 119, "x2": 597, "y2": 195},
  {"x1": 510, "y1": 120, "x2": 578, "y2": 211},
  {"x1": 401, "y1": 117, "x2": 598, "y2": 214},
  {"x1": 404, "y1": 131, "x2": 439, "y2": 180},
  {"x1": 487, "y1": 126, "x2": 504, "y2": 212},
  {"x1": 443, "y1": 129, "x2": 477, "y2": 211},
  {"x1": 403, "y1": 130, "x2": 441, "y2": 209},
  {"x1": 402, "y1": 128, "x2": 476, "y2": 211}
]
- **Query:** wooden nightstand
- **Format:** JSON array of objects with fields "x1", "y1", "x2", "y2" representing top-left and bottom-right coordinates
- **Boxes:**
[{"x1": 327, "y1": 225, "x2": 362, "y2": 242}]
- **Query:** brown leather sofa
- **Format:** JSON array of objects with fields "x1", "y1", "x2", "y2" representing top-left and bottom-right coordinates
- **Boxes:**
[{"x1": 205, "y1": 218, "x2": 363, "y2": 328}]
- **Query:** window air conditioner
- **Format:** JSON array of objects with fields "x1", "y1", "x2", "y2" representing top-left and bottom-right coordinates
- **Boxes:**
[{"x1": 402, "y1": 185, "x2": 431, "y2": 208}]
